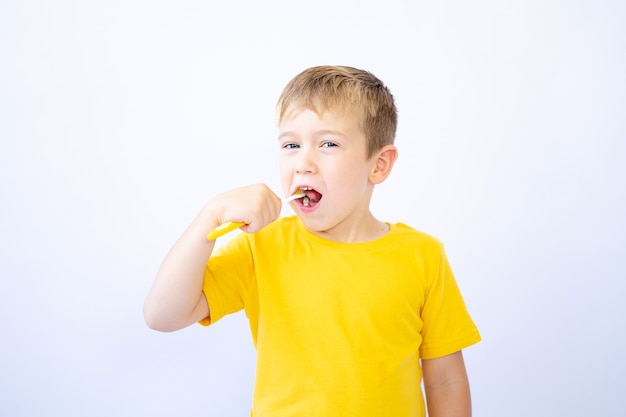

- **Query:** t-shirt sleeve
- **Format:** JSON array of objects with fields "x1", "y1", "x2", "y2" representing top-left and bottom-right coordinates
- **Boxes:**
[
  {"x1": 419, "y1": 244, "x2": 481, "y2": 359},
  {"x1": 198, "y1": 233, "x2": 255, "y2": 326}
]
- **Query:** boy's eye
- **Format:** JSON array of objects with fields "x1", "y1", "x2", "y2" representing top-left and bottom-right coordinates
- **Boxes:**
[
  {"x1": 282, "y1": 143, "x2": 299, "y2": 149},
  {"x1": 321, "y1": 141, "x2": 338, "y2": 148}
]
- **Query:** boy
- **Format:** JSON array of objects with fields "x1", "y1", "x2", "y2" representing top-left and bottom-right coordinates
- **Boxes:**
[{"x1": 144, "y1": 65, "x2": 481, "y2": 416}]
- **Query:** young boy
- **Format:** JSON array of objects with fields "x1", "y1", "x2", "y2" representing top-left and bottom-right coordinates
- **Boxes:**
[{"x1": 144, "y1": 65, "x2": 481, "y2": 417}]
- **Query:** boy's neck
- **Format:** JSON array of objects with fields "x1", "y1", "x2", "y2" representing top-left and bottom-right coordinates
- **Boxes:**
[{"x1": 306, "y1": 211, "x2": 389, "y2": 243}]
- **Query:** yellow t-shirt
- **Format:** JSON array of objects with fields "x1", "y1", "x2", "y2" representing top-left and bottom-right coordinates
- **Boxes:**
[{"x1": 201, "y1": 216, "x2": 480, "y2": 417}]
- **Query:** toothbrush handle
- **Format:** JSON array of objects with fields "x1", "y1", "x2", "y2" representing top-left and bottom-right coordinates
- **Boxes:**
[
  {"x1": 206, "y1": 221, "x2": 246, "y2": 240},
  {"x1": 281, "y1": 193, "x2": 303, "y2": 204}
]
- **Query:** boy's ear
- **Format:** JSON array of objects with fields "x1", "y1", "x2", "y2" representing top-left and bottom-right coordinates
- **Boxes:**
[{"x1": 369, "y1": 145, "x2": 398, "y2": 184}]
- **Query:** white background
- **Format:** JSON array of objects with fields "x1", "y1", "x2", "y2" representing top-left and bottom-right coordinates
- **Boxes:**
[{"x1": 1, "y1": 1, "x2": 624, "y2": 416}]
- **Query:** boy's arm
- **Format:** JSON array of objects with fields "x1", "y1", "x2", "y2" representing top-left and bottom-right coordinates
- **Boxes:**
[
  {"x1": 422, "y1": 350, "x2": 472, "y2": 417},
  {"x1": 143, "y1": 204, "x2": 218, "y2": 332},
  {"x1": 143, "y1": 184, "x2": 282, "y2": 332}
]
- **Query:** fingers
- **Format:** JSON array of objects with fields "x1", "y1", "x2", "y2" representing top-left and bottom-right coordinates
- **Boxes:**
[
  {"x1": 242, "y1": 184, "x2": 282, "y2": 232},
  {"x1": 213, "y1": 183, "x2": 282, "y2": 233}
]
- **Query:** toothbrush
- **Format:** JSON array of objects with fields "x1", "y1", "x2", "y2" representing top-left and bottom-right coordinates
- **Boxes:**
[{"x1": 206, "y1": 191, "x2": 306, "y2": 240}]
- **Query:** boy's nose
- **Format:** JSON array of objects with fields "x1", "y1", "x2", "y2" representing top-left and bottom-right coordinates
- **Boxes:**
[{"x1": 295, "y1": 149, "x2": 317, "y2": 174}]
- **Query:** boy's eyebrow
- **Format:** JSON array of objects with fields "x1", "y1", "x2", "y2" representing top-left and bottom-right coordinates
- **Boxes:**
[
  {"x1": 278, "y1": 131, "x2": 294, "y2": 140},
  {"x1": 278, "y1": 129, "x2": 347, "y2": 140}
]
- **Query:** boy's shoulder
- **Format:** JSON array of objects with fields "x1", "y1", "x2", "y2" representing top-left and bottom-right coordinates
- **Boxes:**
[
  {"x1": 388, "y1": 222, "x2": 446, "y2": 252},
  {"x1": 387, "y1": 221, "x2": 440, "y2": 240},
  {"x1": 391, "y1": 222, "x2": 439, "y2": 240}
]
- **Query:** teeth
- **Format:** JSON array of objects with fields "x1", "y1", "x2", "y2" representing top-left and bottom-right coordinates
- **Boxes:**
[{"x1": 302, "y1": 196, "x2": 311, "y2": 206}]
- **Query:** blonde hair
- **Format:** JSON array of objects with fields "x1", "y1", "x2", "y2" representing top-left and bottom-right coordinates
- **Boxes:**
[{"x1": 276, "y1": 65, "x2": 397, "y2": 158}]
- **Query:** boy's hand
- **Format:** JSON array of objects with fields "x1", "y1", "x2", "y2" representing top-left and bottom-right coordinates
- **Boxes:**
[{"x1": 209, "y1": 183, "x2": 283, "y2": 234}]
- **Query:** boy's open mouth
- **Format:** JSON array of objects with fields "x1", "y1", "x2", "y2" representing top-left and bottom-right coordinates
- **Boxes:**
[{"x1": 298, "y1": 187, "x2": 322, "y2": 207}]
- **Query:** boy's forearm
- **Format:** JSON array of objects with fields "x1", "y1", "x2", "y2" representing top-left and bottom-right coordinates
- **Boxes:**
[
  {"x1": 422, "y1": 351, "x2": 472, "y2": 417},
  {"x1": 424, "y1": 379, "x2": 472, "y2": 417},
  {"x1": 143, "y1": 205, "x2": 219, "y2": 332}
]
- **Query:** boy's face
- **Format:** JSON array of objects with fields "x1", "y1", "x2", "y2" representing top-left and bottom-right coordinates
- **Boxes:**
[{"x1": 278, "y1": 108, "x2": 379, "y2": 241}]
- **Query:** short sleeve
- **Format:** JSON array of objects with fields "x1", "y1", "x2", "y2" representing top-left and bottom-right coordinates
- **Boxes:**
[
  {"x1": 199, "y1": 233, "x2": 255, "y2": 326},
  {"x1": 419, "y1": 245, "x2": 481, "y2": 359}
]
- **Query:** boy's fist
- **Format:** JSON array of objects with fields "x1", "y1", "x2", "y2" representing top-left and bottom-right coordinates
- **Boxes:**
[{"x1": 211, "y1": 183, "x2": 282, "y2": 234}]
